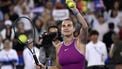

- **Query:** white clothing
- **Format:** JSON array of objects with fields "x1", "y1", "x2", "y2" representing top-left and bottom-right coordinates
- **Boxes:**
[
  {"x1": 52, "y1": 9, "x2": 70, "y2": 21},
  {"x1": 107, "y1": 17, "x2": 120, "y2": 33},
  {"x1": 5, "y1": 20, "x2": 12, "y2": 26},
  {"x1": 1, "y1": 65, "x2": 14, "y2": 69},
  {"x1": 19, "y1": 15, "x2": 32, "y2": 31},
  {"x1": 85, "y1": 14, "x2": 99, "y2": 28},
  {"x1": 107, "y1": 16, "x2": 120, "y2": 26},
  {"x1": 0, "y1": 43, "x2": 3, "y2": 51},
  {"x1": 93, "y1": 23, "x2": 108, "y2": 41},
  {"x1": 14, "y1": 5, "x2": 23, "y2": 16},
  {"x1": 25, "y1": 0, "x2": 34, "y2": 9},
  {"x1": 86, "y1": 41, "x2": 108, "y2": 67},
  {"x1": 23, "y1": 47, "x2": 40, "y2": 69},
  {"x1": 0, "y1": 49, "x2": 18, "y2": 69},
  {"x1": 0, "y1": 29, "x2": 15, "y2": 40}
]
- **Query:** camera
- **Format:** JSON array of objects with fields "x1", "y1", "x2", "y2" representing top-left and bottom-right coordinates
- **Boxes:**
[{"x1": 39, "y1": 32, "x2": 59, "y2": 47}]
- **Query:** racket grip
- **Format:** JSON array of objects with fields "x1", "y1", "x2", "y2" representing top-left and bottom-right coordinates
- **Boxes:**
[
  {"x1": 33, "y1": 54, "x2": 39, "y2": 65},
  {"x1": 33, "y1": 54, "x2": 43, "y2": 69}
]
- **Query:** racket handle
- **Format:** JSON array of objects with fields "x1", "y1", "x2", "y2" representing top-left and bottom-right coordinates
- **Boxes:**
[
  {"x1": 33, "y1": 54, "x2": 43, "y2": 69},
  {"x1": 33, "y1": 54, "x2": 39, "y2": 65}
]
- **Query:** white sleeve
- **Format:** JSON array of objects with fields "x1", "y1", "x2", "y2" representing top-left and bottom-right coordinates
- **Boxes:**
[
  {"x1": 0, "y1": 51, "x2": 6, "y2": 61},
  {"x1": 102, "y1": 44, "x2": 108, "y2": 61},
  {"x1": 13, "y1": 50, "x2": 18, "y2": 62},
  {"x1": 23, "y1": 50, "x2": 30, "y2": 65},
  {"x1": 0, "y1": 51, "x2": 3, "y2": 61},
  {"x1": 23, "y1": 49, "x2": 35, "y2": 68}
]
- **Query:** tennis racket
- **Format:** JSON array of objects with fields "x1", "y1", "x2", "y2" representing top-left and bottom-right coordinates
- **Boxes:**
[{"x1": 12, "y1": 17, "x2": 43, "y2": 69}]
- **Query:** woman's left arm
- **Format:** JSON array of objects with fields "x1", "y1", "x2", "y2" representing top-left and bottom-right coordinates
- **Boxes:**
[{"x1": 70, "y1": 5, "x2": 88, "y2": 43}]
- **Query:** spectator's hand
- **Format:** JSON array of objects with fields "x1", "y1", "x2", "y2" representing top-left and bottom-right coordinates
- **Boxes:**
[
  {"x1": 38, "y1": 39, "x2": 43, "y2": 45},
  {"x1": 36, "y1": 63, "x2": 45, "y2": 69},
  {"x1": 36, "y1": 65, "x2": 41, "y2": 69}
]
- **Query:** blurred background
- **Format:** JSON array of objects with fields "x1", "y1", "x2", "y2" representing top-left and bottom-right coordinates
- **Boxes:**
[{"x1": 0, "y1": 0, "x2": 122, "y2": 69}]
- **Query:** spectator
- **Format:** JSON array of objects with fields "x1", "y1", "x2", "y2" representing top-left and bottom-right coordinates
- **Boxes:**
[
  {"x1": 19, "y1": 4, "x2": 33, "y2": 34},
  {"x1": 33, "y1": 16, "x2": 46, "y2": 48},
  {"x1": 107, "y1": 9, "x2": 120, "y2": 33},
  {"x1": 14, "y1": 0, "x2": 24, "y2": 16},
  {"x1": 23, "y1": 38, "x2": 40, "y2": 69},
  {"x1": 14, "y1": 0, "x2": 34, "y2": 17},
  {"x1": 109, "y1": 33, "x2": 122, "y2": 69},
  {"x1": 0, "y1": 0, "x2": 12, "y2": 14},
  {"x1": 41, "y1": 1, "x2": 53, "y2": 24},
  {"x1": 85, "y1": 11, "x2": 99, "y2": 29},
  {"x1": 86, "y1": 30, "x2": 107, "y2": 69},
  {"x1": 107, "y1": 1, "x2": 120, "y2": 17},
  {"x1": 24, "y1": 0, "x2": 34, "y2": 10},
  {"x1": 104, "y1": 1, "x2": 121, "y2": 21},
  {"x1": 13, "y1": 22, "x2": 27, "y2": 69},
  {"x1": 103, "y1": 22, "x2": 116, "y2": 53},
  {"x1": 0, "y1": 20, "x2": 15, "y2": 40},
  {"x1": 14, "y1": 1, "x2": 33, "y2": 35},
  {"x1": 45, "y1": 18, "x2": 56, "y2": 30},
  {"x1": 0, "y1": 39, "x2": 18, "y2": 69},
  {"x1": 39, "y1": 25, "x2": 62, "y2": 66},
  {"x1": 8, "y1": 5, "x2": 19, "y2": 22},
  {"x1": 93, "y1": 13, "x2": 108, "y2": 41}
]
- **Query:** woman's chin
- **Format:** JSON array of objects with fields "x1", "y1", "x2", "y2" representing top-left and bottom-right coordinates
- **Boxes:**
[{"x1": 63, "y1": 33, "x2": 72, "y2": 37}]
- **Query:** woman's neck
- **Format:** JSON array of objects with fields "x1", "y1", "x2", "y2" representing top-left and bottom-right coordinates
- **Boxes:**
[{"x1": 63, "y1": 35, "x2": 74, "y2": 45}]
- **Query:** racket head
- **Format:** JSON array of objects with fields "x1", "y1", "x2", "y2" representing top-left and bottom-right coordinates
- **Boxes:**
[{"x1": 13, "y1": 17, "x2": 35, "y2": 44}]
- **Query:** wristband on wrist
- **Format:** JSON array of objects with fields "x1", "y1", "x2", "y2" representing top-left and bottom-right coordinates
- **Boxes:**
[{"x1": 73, "y1": 9, "x2": 79, "y2": 16}]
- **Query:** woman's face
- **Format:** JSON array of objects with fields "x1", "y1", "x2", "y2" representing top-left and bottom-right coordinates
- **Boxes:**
[{"x1": 61, "y1": 20, "x2": 75, "y2": 36}]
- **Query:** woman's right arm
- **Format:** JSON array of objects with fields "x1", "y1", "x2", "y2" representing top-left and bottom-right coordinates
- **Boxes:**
[
  {"x1": 47, "y1": 45, "x2": 61, "y2": 69},
  {"x1": 53, "y1": 42, "x2": 62, "y2": 69},
  {"x1": 55, "y1": 49, "x2": 61, "y2": 69}
]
